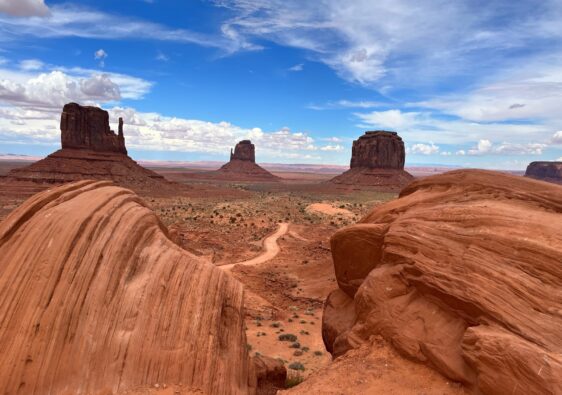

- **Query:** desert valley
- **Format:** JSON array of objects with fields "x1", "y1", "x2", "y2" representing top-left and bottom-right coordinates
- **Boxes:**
[
  {"x1": 0, "y1": 102, "x2": 560, "y2": 395},
  {"x1": 1, "y1": 1, "x2": 562, "y2": 394}
]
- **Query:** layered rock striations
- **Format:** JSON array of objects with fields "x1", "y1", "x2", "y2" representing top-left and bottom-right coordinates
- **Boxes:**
[
  {"x1": 329, "y1": 131, "x2": 413, "y2": 190},
  {"x1": 7, "y1": 103, "x2": 177, "y2": 194},
  {"x1": 0, "y1": 180, "x2": 257, "y2": 394},
  {"x1": 525, "y1": 161, "x2": 562, "y2": 184},
  {"x1": 209, "y1": 140, "x2": 279, "y2": 181},
  {"x1": 60, "y1": 102, "x2": 127, "y2": 154},
  {"x1": 321, "y1": 170, "x2": 562, "y2": 394}
]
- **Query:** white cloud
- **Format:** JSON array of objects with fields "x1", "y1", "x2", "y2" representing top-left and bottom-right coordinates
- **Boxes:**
[
  {"x1": 553, "y1": 131, "x2": 562, "y2": 144},
  {"x1": 288, "y1": 63, "x2": 303, "y2": 72},
  {"x1": 320, "y1": 144, "x2": 344, "y2": 152},
  {"x1": 466, "y1": 139, "x2": 546, "y2": 156},
  {"x1": 468, "y1": 139, "x2": 492, "y2": 155},
  {"x1": 19, "y1": 59, "x2": 44, "y2": 71},
  {"x1": 409, "y1": 142, "x2": 439, "y2": 155},
  {"x1": 354, "y1": 109, "x2": 421, "y2": 129},
  {"x1": 94, "y1": 49, "x2": 108, "y2": 67},
  {"x1": 0, "y1": 0, "x2": 49, "y2": 17}
]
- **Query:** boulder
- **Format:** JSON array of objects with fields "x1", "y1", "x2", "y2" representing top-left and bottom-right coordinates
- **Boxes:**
[
  {"x1": 0, "y1": 181, "x2": 254, "y2": 394},
  {"x1": 252, "y1": 355, "x2": 287, "y2": 395},
  {"x1": 323, "y1": 169, "x2": 562, "y2": 394},
  {"x1": 329, "y1": 131, "x2": 413, "y2": 190},
  {"x1": 525, "y1": 161, "x2": 562, "y2": 184}
]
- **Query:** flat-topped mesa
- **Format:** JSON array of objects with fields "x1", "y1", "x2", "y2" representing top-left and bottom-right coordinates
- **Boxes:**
[
  {"x1": 350, "y1": 131, "x2": 405, "y2": 169},
  {"x1": 60, "y1": 102, "x2": 127, "y2": 154},
  {"x1": 525, "y1": 161, "x2": 562, "y2": 184},
  {"x1": 230, "y1": 140, "x2": 255, "y2": 162}
]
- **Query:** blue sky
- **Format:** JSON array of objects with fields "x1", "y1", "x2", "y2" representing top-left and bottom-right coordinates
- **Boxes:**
[{"x1": 0, "y1": 0, "x2": 561, "y2": 168}]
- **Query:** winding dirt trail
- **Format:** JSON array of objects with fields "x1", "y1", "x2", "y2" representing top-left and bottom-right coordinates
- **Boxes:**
[{"x1": 220, "y1": 222, "x2": 289, "y2": 270}]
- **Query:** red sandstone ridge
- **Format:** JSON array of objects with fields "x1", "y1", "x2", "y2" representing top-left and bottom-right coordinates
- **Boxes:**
[
  {"x1": 6, "y1": 103, "x2": 180, "y2": 195},
  {"x1": 315, "y1": 170, "x2": 562, "y2": 394},
  {"x1": 193, "y1": 140, "x2": 280, "y2": 182},
  {"x1": 0, "y1": 180, "x2": 266, "y2": 394},
  {"x1": 329, "y1": 131, "x2": 414, "y2": 191},
  {"x1": 525, "y1": 161, "x2": 562, "y2": 184}
]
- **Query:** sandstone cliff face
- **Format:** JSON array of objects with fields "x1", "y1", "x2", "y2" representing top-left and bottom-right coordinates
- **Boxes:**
[
  {"x1": 323, "y1": 170, "x2": 562, "y2": 394},
  {"x1": 329, "y1": 131, "x2": 413, "y2": 190},
  {"x1": 61, "y1": 102, "x2": 127, "y2": 154},
  {"x1": 350, "y1": 131, "x2": 405, "y2": 169},
  {"x1": 0, "y1": 181, "x2": 254, "y2": 394},
  {"x1": 525, "y1": 161, "x2": 562, "y2": 184},
  {"x1": 231, "y1": 140, "x2": 256, "y2": 162}
]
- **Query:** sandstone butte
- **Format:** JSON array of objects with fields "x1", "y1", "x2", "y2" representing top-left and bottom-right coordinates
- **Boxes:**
[
  {"x1": 0, "y1": 180, "x2": 276, "y2": 395},
  {"x1": 214, "y1": 140, "x2": 280, "y2": 182},
  {"x1": 329, "y1": 131, "x2": 414, "y2": 190},
  {"x1": 7, "y1": 103, "x2": 180, "y2": 195},
  {"x1": 525, "y1": 161, "x2": 562, "y2": 184},
  {"x1": 306, "y1": 169, "x2": 561, "y2": 395}
]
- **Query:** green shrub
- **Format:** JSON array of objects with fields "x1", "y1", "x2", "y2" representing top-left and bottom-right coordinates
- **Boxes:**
[
  {"x1": 288, "y1": 362, "x2": 305, "y2": 371},
  {"x1": 278, "y1": 333, "x2": 297, "y2": 342}
]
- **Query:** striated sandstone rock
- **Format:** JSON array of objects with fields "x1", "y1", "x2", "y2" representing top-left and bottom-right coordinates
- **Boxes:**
[
  {"x1": 329, "y1": 131, "x2": 413, "y2": 190},
  {"x1": 231, "y1": 140, "x2": 256, "y2": 162},
  {"x1": 0, "y1": 181, "x2": 254, "y2": 394},
  {"x1": 525, "y1": 161, "x2": 562, "y2": 184},
  {"x1": 350, "y1": 131, "x2": 405, "y2": 169},
  {"x1": 61, "y1": 102, "x2": 127, "y2": 154},
  {"x1": 323, "y1": 169, "x2": 562, "y2": 394}
]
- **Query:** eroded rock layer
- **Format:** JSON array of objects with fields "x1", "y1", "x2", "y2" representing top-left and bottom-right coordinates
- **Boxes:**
[
  {"x1": 329, "y1": 131, "x2": 413, "y2": 190},
  {"x1": 323, "y1": 170, "x2": 562, "y2": 394},
  {"x1": 6, "y1": 103, "x2": 180, "y2": 195},
  {"x1": 231, "y1": 140, "x2": 256, "y2": 162},
  {"x1": 0, "y1": 181, "x2": 254, "y2": 394},
  {"x1": 525, "y1": 161, "x2": 562, "y2": 184}
]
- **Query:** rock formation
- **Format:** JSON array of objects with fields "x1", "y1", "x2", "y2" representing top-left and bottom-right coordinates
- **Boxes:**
[
  {"x1": 329, "y1": 131, "x2": 414, "y2": 190},
  {"x1": 320, "y1": 170, "x2": 562, "y2": 394},
  {"x1": 195, "y1": 140, "x2": 280, "y2": 182},
  {"x1": 7, "y1": 103, "x2": 179, "y2": 195},
  {"x1": 231, "y1": 140, "x2": 256, "y2": 162},
  {"x1": 525, "y1": 161, "x2": 562, "y2": 184},
  {"x1": 60, "y1": 102, "x2": 127, "y2": 154},
  {"x1": 0, "y1": 180, "x2": 258, "y2": 394}
]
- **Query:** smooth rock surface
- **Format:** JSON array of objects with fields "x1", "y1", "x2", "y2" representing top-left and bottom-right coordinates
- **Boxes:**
[
  {"x1": 0, "y1": 181, "x2": 254, "y2": 394},
  {"x1": 323, "y1": 169, "x2": 562, "y2": 394}
]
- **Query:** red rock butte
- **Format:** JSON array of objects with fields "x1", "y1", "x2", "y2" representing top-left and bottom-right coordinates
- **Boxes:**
[
  {"x1": 6, "y1": 103, "x2": 179, "y2": 195},
  {"x1": 525, "y1": 161, "x2": 562, "y2": 184},
  {"x1": 212, "y1": 140, "x2": 280, "y2": 181},
  {"x1": 329, "y1": 131, "x2": 414, "y2": 190},
  {"x1": 317, "y1": 169, "x2": 562, "y2": 395}
]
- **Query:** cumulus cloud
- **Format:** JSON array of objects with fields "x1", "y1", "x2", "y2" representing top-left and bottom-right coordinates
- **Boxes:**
[
  {"x1": 320, "y1": 144, "x2": 344, "y2": 152},
  {"x1": 0, "y1": 70, "x2": 121, "y2": 108},
  {"x1": 552, "y1": 131, "x2": 562, "y2": 144},
  {"x1": 466, "y1": 139, "x2": 546, "y2": 156},
  {"x1": 408, "y1": 143, "x2": 439, "y2": 155},
  {"x1": 0, "y1": 0, "x2": 49, "y2": 17}
]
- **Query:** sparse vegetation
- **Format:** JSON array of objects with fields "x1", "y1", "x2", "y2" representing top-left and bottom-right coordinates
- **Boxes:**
[
  {"x1": 285, "y1": 374, "x2": 304, "y2": 388},
  {"x1": 278, "y1": 333, "x2": 298, "y2": 342},
  {"x1": 288, "y1": 362, "x2": 305, "y2": 371}
]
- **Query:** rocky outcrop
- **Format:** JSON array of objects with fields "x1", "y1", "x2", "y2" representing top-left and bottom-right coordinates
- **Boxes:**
[
  {"x1": 192, "y1": 140, "x2": 280, "y2": 182},
  {"x1": 525, "y1": 161, "x2": 562, "y2": 184},
  {"x1": 253, "y1": 355, "x2": 287, "y2": 395},
  {"x1": 231, "y1": 140, "x2": 256, "y2": 162},
  {"x1": 329, "y1": 131, "x2": 413, "y2": 190},
  {"x1": 61, "y1": 102, "x2": 127, "y2": 154},
  {"x1": 0, "y1": 180, "x2": 255, "y2": 394},
  {"x1": 322, "y1": 170, "x2": 562, "y2": 394},
  {"x1": 7, "y1": 103, "x2": 180, "y2": 195}
]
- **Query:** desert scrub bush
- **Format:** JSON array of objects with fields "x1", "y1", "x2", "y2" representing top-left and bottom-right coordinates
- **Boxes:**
[
  {"x1": 289, "y1": 342, "x2": 301, "y2": 349},
  {"x1": 293, "y1": 350, "x2": 303, "y2": 356},
  {"x1": 313, "y1": 351, "x2": 323, "y2": 356},
  {"x1": 270, "y1": 322, "x2": 281, "y2": 328},
  {"x1": 299, "y1": 330, "x2": 309, "y2": 335},
  {"x1": 278, "y1": 333, "x2": 297, "y2": 342},
  {"x1": 301, "y1": 346, "x2": 310, "y2": 352},
  {"x1": 285, "y1": 374, "x2": 304, "y2": 388},
  {"x1": 288, "y1": 362, "x2": 305, "y2": 371}
]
